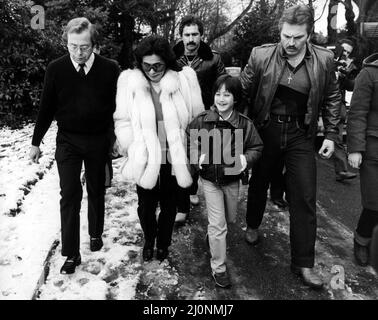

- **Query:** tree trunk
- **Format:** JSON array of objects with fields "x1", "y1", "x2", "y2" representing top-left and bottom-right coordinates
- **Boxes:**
[
  {"x1": 327, "y1": 0, "x2": 339, "y2": 44},
  {"x1": 118, "y1": 12, "x2": 135, "y2": 70},
  {"x1": 344, "y1": 0, "x2": 357, "y2": 36}
]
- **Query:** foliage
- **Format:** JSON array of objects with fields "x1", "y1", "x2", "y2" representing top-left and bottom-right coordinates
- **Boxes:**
[{"x1": 231, "y1": 0, "x2": 297, "y2": 67}]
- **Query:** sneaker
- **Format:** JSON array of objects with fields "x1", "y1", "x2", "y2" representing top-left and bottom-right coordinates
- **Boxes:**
[
  {"x1": 354, "y1": 239, "x2": 369, "y2": 266},
  {"x1": 212, "y1": 270, "x2": 231, "y2": 288},
  {"x1": 175, "y1": 212, "x2": 187, "y2": 225},
  {"x1": 190, "y1": 195, "x2": 200, "y2": 205}
]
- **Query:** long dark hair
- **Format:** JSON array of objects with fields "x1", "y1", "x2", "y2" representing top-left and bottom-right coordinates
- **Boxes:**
[{"x1": 134, "y1": 35, "x2": 181, "y2": 72}]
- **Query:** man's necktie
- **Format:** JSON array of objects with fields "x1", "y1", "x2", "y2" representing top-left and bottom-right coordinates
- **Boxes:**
[{"x1": 78, "y1": 63, "x2": 86, "y2": 76}]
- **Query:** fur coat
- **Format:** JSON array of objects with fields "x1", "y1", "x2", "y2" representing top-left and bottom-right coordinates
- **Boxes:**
[{"x1": 114, "y1": 66, "x2": 204, "y2": 189}]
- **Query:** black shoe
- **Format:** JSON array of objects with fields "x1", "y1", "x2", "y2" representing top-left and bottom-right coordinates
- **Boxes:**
[
  {"x1": 212, "y1": 270, "x2": 231, "y2": 288},
  {"x1": 60, "y1": 255, "x2": 81, "y2": 274},
  {"x1": 272, "y1": 198, "x2": 289, "y2": 209},
  {"x1": 156, "y1": 248, "x2": 169, "y2": 261},
  {"x1": 354, "y1": 239, "x2": 369, "y2": 266},
  {"x1": 336, "y1": 171, "x2": 357, "y2": 182},
  {"x1": 142, "y1": 247, "x2": 154, "y2": 262},
  {"x1": 290, "y1": 265, "x2": 324, "y2": 290},
  {"x1": 90, "y1": 237, "x2": 103, "y2": 252},
  {"x1": 245, "y1": 227, "x2": 259, "y2": 245}
]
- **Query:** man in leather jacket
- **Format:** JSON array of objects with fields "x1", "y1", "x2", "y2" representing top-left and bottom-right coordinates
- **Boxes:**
[
  {"x1": 240, "y1": 5, "x2": 341, "y2": 289},
  {"x1": 173, "y1": 15, "x2": 226, "y2": 224}
]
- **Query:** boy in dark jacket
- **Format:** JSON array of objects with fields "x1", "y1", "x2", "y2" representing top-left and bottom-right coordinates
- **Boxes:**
[{"x1": 187, "y1": 74, "x2": 263, "y2": 288}]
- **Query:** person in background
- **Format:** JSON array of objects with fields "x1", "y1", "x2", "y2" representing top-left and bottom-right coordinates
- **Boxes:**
[
  {"x1": 114, "y1": 35, "x2": 203, "y2": 262},
  {"x1": 332, "y1": 39, "x2": 358, "y2": 182},
  {"x1": 187, "y1": 74, "x2": 263, "y2": 288},
  {"x1": 347, "y1": 52, "x2": 378, "y2": 267},
  {"x1": 173, "y1": 15, "x2": 226, "y2": 225},
  {"x1": 240, "y1": 5, "x2": 341, "y2": 289},
  {"x1": 29, "y1": 17, "x2": 120, "y2": 274}
]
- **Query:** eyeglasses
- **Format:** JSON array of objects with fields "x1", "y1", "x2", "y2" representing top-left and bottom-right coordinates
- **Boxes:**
[
  {"x1": 141, "y1": 62, "x2": 166, "y2": 73},
  {"x1": 67, "y1": 44, "x2": 92, "y2": 52}
]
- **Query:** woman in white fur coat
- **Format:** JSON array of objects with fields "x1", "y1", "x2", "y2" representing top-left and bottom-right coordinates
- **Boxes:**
[{"x1": 114, "y1": 35, "x2": 204, "y2": 262}]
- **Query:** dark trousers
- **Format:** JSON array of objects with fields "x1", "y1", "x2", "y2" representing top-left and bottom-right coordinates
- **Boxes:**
[
  {"x1": 137, "y1": 164, "x2": 177, "y2": 249},
  {"x1": 333, "y1": 103, "x2": 348, "y2": 174},
  {"x1": 356, "y1": 136, "x2": 378, "y2": 238},
  {"x1": 176, "y1": 171, "x2": 199, "y2": 214},
  {"x1": 269, "y1": 159, "x2": 285, "y2": 201},
  {"x1": 246, "y1": 119, "x2": 317, "y2": 267},
  {"x1": 55, "y1": 131, "x2": 109, "y2": 257},
  {"x1": 356, "y1": 208, "x2": 378, "y2": 239}
]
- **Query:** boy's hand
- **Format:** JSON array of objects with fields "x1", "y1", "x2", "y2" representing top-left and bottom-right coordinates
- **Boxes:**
[
  {"x1": 199, "y1": 154, "x2": 206, "y2": 169},
  {"x1": 318, "y1": 139, "x2": 334, "y2": 159},
  {"x1": 240, "y1": 155, "x2": 247, "y2": 172}
]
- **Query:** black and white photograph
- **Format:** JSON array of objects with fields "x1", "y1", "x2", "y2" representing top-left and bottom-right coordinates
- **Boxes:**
[{"x1": 1, "y1": 0, "x2": 378, "y2": 310}]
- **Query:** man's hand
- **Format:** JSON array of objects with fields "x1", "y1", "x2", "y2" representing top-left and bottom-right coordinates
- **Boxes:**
[
  {"x1": 199, "y1": 154, "x2": 206, "y2": 169},
  {"x1": 29, "y1": 145, "x2": 41, "y2": 163},
  {"x1": 240, "y1": 154, "x2": 247, "y2": 173},
  {"x1": 348, "y1": 152, "x2": 362, "y2": 169},
  {"x1": 318, "y1": 139, "x2": 335, "y2": 159}
]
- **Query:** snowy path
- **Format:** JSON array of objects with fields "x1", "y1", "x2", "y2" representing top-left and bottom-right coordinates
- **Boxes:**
[
  {"x1": 0, "y1": 123, "x2": 60, "y2": 299},
  {"x1": 1, "y1": 123, "x2": 377, "y2": 301}
]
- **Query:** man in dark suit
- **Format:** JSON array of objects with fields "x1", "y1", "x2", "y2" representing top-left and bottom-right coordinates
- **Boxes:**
[{"x1": 29, "y1": 17, "x2": 120, "y2": 274}]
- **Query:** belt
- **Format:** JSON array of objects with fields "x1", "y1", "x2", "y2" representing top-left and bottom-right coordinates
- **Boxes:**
[{"x1": 270, "y1": 114, "x2": 305, "y2": 123}]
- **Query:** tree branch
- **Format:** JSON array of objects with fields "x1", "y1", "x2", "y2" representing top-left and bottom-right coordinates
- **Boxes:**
[{"x1": 207, "y1": 0, "x2": 254, "y2": 44}]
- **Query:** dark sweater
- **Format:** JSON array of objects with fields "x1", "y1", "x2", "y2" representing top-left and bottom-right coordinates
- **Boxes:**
[{"x1": 32, "y1": 54, "x2": 120, "y2": 146}]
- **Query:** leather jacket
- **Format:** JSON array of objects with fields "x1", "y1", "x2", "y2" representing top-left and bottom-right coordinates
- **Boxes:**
[
  {"x1": 174, "y1": 41, "x2": 226, "y2": 109},
  {"x1": 240, "y1": 43, "x2": 341, "y2": 142},
  {"x1": 187, "y1": 107, "x2": 263, "y2": 185}
]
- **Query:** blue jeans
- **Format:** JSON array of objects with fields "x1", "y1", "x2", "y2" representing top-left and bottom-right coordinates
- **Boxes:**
[{"x1": 246, "y1": 118, "x2": 317, "y2": 267}]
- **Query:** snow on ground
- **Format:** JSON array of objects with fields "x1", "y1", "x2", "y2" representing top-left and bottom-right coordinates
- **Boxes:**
[
  {"x1": 0, "y1": 123, "x2": 57, "y2": 216},
  {"x1": 37, "y1": 158, "x2": 145, "y2": 300},
  {"x1": 0, "y1": 122, "x2": 60, "y2": 299},
  {"x1": 0, "y1": 123, "x2": 179, "y2": 300}
]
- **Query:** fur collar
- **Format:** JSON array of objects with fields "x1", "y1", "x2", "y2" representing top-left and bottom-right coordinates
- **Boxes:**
[{"x1": 173, "y1": 41, "x2": 214, "y2": 61}]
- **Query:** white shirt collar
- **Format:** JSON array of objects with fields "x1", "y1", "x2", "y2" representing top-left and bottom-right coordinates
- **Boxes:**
[{"x1": 70, "y1": 52, "x2": 95, "y2": 74}]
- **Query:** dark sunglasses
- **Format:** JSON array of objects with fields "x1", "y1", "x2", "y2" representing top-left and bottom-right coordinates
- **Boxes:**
[{"x1": 142, "y1": 62, "x2": 166, "y2": 72}]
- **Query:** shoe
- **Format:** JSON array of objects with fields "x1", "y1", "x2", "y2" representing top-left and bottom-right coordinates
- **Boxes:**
[
  {"x1": 90, "y1": 237, "x2": 103, "y2": 252},
  {"x1": 175, "y1": 212, "x2": 187, "y2": 225},
  {"x1": 156, "y1": 248, "x2": 169, "y2": 261},
  {"x1": 190, "y1": 195, "x2": 200, "y2": 205},
  {"x1": 272, "y1": 198, "x2": 289, "y2": 209},
  {"x1": 290, "y1": 265, "x2": 324, "y2": 289},
  {"x1": 142, "y1": 247, "x2": 154, "y2": 262},
  {"x1": 245, "y1": 227, "x2": 259, "y2": 245},
  {"x1": 60, "y1": 254, "x2": 81, "y2": 274},
  {"x1": 212, "y1": 270, "x2": 231, "y2": 288},
  {"x1": 354, "y1": 239, "x2": 369, "y2": 266},
  {"x1": 336, "y1": 171, "x2": 357, "y2": 182}
]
